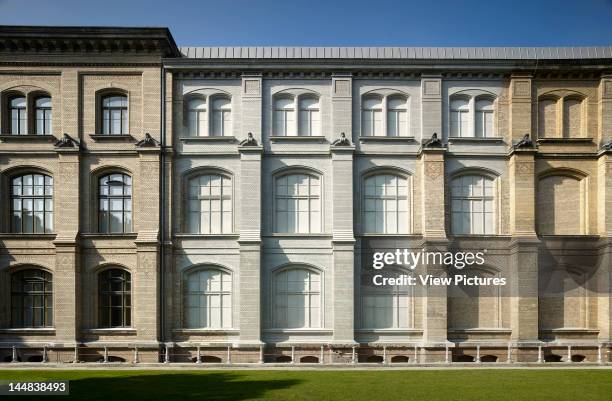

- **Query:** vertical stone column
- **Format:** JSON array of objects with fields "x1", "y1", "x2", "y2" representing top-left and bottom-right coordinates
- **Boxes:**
[
  {"x1": 419, "y1": 144, "x2": 449, "y2": 349},
  {"x1": 238, "y1": 145, "x2": 263, "y2": 345},
  {"x1": 598, "y1": 74, "x2": 612, "y2": 148},
  {"x1": 53, "y1": 147, "x2": 80, "y2": 345},
  {"x1": 238, "y1": 73, "x2": 263, "y2": 347},
  {"x1": 597, "y1": 148, "x2": 612, "y2": 342},
  {"x1": 508, "y1": 147, "x2": 540, "y2": 347},
  {"x1": 509, "y1": 74, "x2": 533, "y2": 142},
  {"x1": 331, "y1": 143, "x2": 356, "y2": 344},
  {"x1": 134, "y1": 146, "x2": 161, "y2": 343},
  {"x1": 421, "y1": 75, "x2": 442, "y2": 141},
  {"x1": 331, "y1": 73, "x2": 352, "y2": 140}
]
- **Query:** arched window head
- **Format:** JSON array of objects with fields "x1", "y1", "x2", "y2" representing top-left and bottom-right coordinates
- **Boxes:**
[
  {"x1": 449, "y1": 98, "x2": 470, "y2": 138},
  {"x1": 187, "y1": 174, "x2": 232, "y2": 234},
  {"x1": 451, "y1": 175, "x2": 496, "y2": 235},
  {"x1": 563, "y1": 98, "x2": 582, "y2": 138},
  {"x1": 298, "y1": 96, "x2": 320, "y2": 136},
  {"x1": 101, "y1": 94, "x2": 128, "y2": 135},
  {"x1": 362, "y1": 96, "x2": 383, "y2": 136},
  {"x1": 274, "y1": 268, "x2": 321, "y2": 328},
  {"x1": 475, "y1": 98, "x2": 494, "y2": 138},
  {"x1": 211, "y1": 97, "x2": 232, "y2": 136},
  {"x1": 9, "y1": 96, "x2": 27, "y2": 135},
  {"x1": 98, "y1": 173, "x2": 132, "y2": 233},
  {"x1": 275, "y1": 173, "x2": 321, "y2": 233},
  {"x1": 11, "y1": 173, "x2": 53, "y2": 234},
  {"x1": 98, "y1": 269, "x2": 131, "y2": 328},
  {"x1": 35, "y1": 96, "x2": 52, "y2": 135},
  {"x1": 184, "y1": 269, "x2": 232, "y2": 328},
  {"x1": 363, "y1": 174, "x2": 409, "y2": 234},
  {"x1": 187, "y1": 97, "x2": 207, "y2": 136},
  {"x1": 387, "y1": 96, "x2": 408, "y2": 137},
  {"x1": 11, "y1": 269, "x2": 53, "y2": 328},
  {"x1": 274, "y1": 96, "x2": 296, "y2": 136}
]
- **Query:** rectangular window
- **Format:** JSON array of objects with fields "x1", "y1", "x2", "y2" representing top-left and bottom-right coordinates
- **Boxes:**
[
  {"x1": 387, "y1": 110, "x2": 406, "y2": 137},
  {"x1": 476, "y1": 110, "x2": 493, "y2": 138}
]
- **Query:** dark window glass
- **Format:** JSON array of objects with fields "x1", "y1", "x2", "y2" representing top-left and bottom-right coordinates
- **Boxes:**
[
  {"x1": 11, "y1": 269, "x2": 53, "y2": 328},
  {"x1": 98, "y1": 269, "x2": 131, "y2": 328}
]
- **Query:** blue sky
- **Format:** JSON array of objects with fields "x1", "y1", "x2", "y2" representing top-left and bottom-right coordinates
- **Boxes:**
[{"x1": 1, "y1": 0, "x2": 612, "y2": 46}]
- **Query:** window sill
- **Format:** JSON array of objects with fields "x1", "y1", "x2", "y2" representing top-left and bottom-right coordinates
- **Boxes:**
[
  {"x1": 0, "y1": 328, "x2": 56, "y2": 335},
  {"x1": 0, "y1": 233, "x2": 57, "y2": 240},
  {"x1": 89, "y1": 134, "x2": 134, "y2": 141},
  {"x1": 83, "y1": 328, "x2": 137, "y2": 335},
  {"x1": 359, "y1": 136, "x2": 416, "y2": 142},
  {"x1": 539, "y1": 328, "x2": 599, "y2": 334},
  {"x1": 448, "y1": 137, "x2": 503, "y2": 143},
  {"x1": 448, "y1": 328, "x2": 512, "y2": 334},
  {"x1": 265, "y1": 233, "x2": 332, "y2": 238},
  {"x1": 537, "y1": 137, "x2": 594, "y2": 143},
  {"x1": 174, "y1": 233, "x2": 239, "y2": 239},
  {"x1": 263, "y1": 329, "x2": 333, "y2": 334},
  {"x1": 180, "y1": 136, "x2": 237, "y2": 142},
  {"x1": 358, "y1": 234, "x2": 420, "y2": 238},
  {"x1": 80, "y1": 233, "x2": 138, "y2": 239},
  {"x1": 172, "y1": 328, "x2": 240, "y2": 334},
  {"x1": 356, "y1": 329, "x2": 423, "y2": 334},
  {"x1": 0, "y1": 134, "x2": 56, "y2": 142},
  {"x1": 269, "y1": 136, "x2": 327, "y2": 142},
  {"x1": 449, "y1": 234, "x2": 511, "y2": 239}
]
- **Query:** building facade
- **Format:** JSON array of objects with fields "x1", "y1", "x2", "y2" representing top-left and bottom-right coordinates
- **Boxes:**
[{"x1": 1, "y1": 26, "x2": 611, "y2": 364}]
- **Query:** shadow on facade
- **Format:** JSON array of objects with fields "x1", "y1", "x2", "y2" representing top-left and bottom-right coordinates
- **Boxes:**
[{"x1": 64, "y1": 372, "x2": 301, "y2": 401}]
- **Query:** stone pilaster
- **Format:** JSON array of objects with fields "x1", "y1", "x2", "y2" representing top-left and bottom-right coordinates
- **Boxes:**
[
  {"x1": 238, "y1": 144, "x2": 263, "y2": 345},
  {"x1": 331, "y1": 73, "x2": 352, "y2": 141},
  {"x1": 509, "y1": 74, "x2": 533, "y2": 142},
  {"x1": 331, "y1": 143, "x2": 356, "y2": 344},
  {"x1": 597, "y1": 148, "x2": 612, "y2": 341},
  {"x1": 421, "y1": 75, "x2": 442, "y2": 141},
  {"x1": 508, "y1": 147, "x2": 540, "y2": 345},
  {"x1": 241, "y1": 73, "x2": 262, "y2": 144},
  {"x1": 53, "y1": 147, "x2": 80, "y2": 344},
  {"x1": 419, "y1": 145, "x2": 449, "y2": 346},
  {"x1": 134, "y1": 146, "x2": 161, "y2": 343},
  {"x1": 599, "y1": 74, "x2": 612, "y2": 147}
]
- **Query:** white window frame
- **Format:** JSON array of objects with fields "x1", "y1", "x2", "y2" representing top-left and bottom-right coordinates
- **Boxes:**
[
  {"x1": 34, "y1": 96, "x2": 52, "y2": 136},
  {"x1": 211, "y1": 96, "x2": 232, "y2": 136},
  {"x1": 183, "y1": 268, "x2": 232, "y2": 329},
  {"x1": 450, "y1": 174, "x2": 497, "y2": 235},
  {"x1": 272, "y1": 267, "x2": 322, "y2": 329},
  {"x1": 449, "y1": 95, "x2": 497, "y2": 138},
  {"x1": 274, "y1": 172, "x2": 321, "y2": 233},
  {"x1": 361, "y1": 94, "x2": 410, "y2": 137},
  {"x1": 361, "y1": 273, "x2": 414, "y2": 329},
  {"x1": 362, "y1": 173, "x2": 410, "y2": 234},
  {"x1": 186, "y1": 173, "x2": 233, "y2": 234}
]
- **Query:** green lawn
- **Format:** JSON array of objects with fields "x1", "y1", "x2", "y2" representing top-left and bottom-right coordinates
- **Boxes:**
[{"x1": 0, "y1": 369, "x2": 610, "y2": 401}]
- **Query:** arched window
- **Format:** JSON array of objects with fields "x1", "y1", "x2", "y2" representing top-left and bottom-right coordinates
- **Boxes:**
[
  {"x1": 538, "y1": 98, "x2": 558, "y2": 138},
  {"x1": 9, "y1": 96, "x2": 27, "y2": 135},
  {"x1": 361, "y1": 270, "x2": 412, "y2": 328},
  {"x1": 475, "y1": 98, "x2": 494, "y2": 138},
  {"x1": 451, "y1": 175, "x2": 495, "y2": 235},
  {"x1": 101, "y1": 94, "x2": 128, "y2": 135},
  {"x1": 563, "y1": 98, "x2": 582, "y2": 138},
  {"x1": 34, "y1": 96, "x2": 52, "y2": 135},
  {"x1": 211, "y1": 97, "x2": 231, "y2": 136},
  {"x1": 184, "y1": 269, "x2": 232, "y2": 328},
  {"x1": 275, "y1": 173, "x2": 320, "y2": 233},
  {"x1": 362, "y1": 96, "x2": 383, "y2": 136},
  {"x1": 98, "y1": 173, "x2": 132, "y2": 233},
  {"x1": 187, "y1": 174, "x2": 232, "y2": 234},
  {"x1": 450, "y1": 98, "x2": 470, "y2": 137},
  {"x1": 387, "y1": 96, "x2": 407, "y2": 137},
  {"x1": 298, "y1": 96, "x2": 320, "y2": 136},
  {"x1": 273, "y1": 96, "x2": 296, "y2": 136},
  {"x1": 363, "y1": 174, "x2": 409, "y2": 234},
  {"x1": 187, "y1": 97, "x2": 207, "y2": 136},
  {"x1": 11, "y1": 173, "x2": 53, "y2": 233},
  {"x1": 11, "y1": 269, "x2": 52, "y2": 328},
  {"x1": 98, "y1": 269, "x2": 131, "y2": 328},
  {"x1": 273, "y1": 268, "x2": 321, "y2": 328}
]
